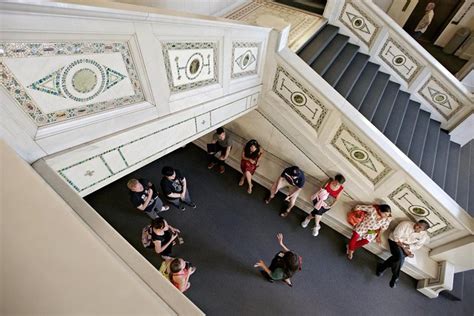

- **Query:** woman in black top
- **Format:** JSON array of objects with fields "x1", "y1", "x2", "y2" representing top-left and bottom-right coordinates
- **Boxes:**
[
  {"x1": 239, "y1": 139, "x2": 263, "y2": 194},
  {"x1": 151, "y1": 218, "x2": 180, "y2": 259}
]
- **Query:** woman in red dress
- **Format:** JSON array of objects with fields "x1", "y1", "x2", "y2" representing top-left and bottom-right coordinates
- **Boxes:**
[{"x1": 239, "y1": 139, "x2": 263, "y2": 194}]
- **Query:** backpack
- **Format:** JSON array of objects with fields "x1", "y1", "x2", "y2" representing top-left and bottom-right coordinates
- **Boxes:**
[
  {"x1": 141, "y1": 224, "x2": 154, "y2": 248},
  {"x1": 159, "y1": 260, "x2": 171, "y2": 279},
  {"x1": 347, "y1": 209, "x2": 366, "y2": 227}
]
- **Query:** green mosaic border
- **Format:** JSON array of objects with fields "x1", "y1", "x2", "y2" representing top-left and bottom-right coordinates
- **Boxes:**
[
  {"x1": 56, "y1": 96, "x2": 253, "y2": 193},
  {"x1": 161, "y1": 41, "x2": 218, "y2": 93},
  {"x1": 330, "y1": 124, "x2": 392, "y2": 185},
  {"x1": 378, "y1": 37, "x2": 423, "y2": 85},
  {"x1": 418, "y1": 76, "x2": 465, "y2": 120},
  {"x1": 0, "y1": 41, "x2": 145, "y2": 126},
  {"x1": 272, "y1": 65, "x2": 328, "y2": 133},
  {"x1": 231, "y1": 42, "x2": 261, "y2": 79},
  {"x1": 338, "y1": 1, "x2": 380, "y2": 48},
  {"x1": 388, "y1": 183, "x2": 454, "y2": 237}
]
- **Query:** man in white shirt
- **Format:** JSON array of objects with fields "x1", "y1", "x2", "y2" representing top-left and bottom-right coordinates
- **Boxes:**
[
  {"x1": 376, "y1": 220, "x2": 430, "y2": 288},
  {"x1": 413, "y1": 2, "x2": 435, "y2": 40}
]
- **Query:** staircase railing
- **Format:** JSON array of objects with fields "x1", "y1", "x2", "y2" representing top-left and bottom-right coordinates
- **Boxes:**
[
  {"x1": 261, "y1": 23, "x2": 473, "y2": 297},
  {"x1": 322, "y1": 0, "x2": 473, "y2": 132}
]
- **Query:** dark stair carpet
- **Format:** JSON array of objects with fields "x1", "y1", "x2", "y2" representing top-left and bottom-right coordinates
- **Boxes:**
[
  {"x1": 85, "y1": 144, "x2": 474, "y2": 316},
  {"x1": 297, "y1": 23, "x2": 473, "y2": 212}
]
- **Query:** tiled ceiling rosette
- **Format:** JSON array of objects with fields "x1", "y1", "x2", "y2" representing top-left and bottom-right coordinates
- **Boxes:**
[
  {"x1": 161, "y1": 41, "x2": 218, "y2": 93},
  {"x1": 0, "y1": 42, "x2": 145, "y2": 126}
]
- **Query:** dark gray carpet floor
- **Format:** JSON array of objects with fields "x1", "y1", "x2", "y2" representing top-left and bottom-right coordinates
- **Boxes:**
[{"x1": 85, "y1": 144, "x2": 474, "y2": 316}]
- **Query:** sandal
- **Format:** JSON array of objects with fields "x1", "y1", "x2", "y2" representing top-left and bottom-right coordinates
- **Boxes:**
[
  {"x1": 238, "y1": 178, "x2": 244, "y2": 186},
  {"x1": 280, "y1": 210, "x2": 290, "y2": 217},
  {"x1": 247, "y1": 185, "x2": 253, "y2": 194}
]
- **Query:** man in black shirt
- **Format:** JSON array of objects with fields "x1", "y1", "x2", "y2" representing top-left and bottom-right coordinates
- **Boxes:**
[
  {"x1": 265, "y1": 166, "x2": 305, "y2": 217},
  {"x1": 127, "y1": 178, "x2": 169, "y2": 219},
  {"x1": 160, "y1": 166, "x2": 196, "y2": 211}
]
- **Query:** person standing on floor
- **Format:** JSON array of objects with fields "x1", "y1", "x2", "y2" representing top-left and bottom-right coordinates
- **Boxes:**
[
  {"x1": 412, "y1": 2, "x2": 435, "y2": 40},
  {"x1": 207, "y1": 127, "x2": 232, "y2": 174},
  {"x1": 127, "y1": 178, "x2": 169, "y2": 219},
  {"x1": 347, "y1": 204, "x2": 392, "y2": 260},
  {"x1": 151, "y1": 218, "x2": 180, "y2": 259},
  {"x1": 265, "y1": 165, "x2": 305, "y2": 217},
  {"x1": 239, "y1": 139, "x2": 264, "y2": 194},
  {"x1": 160, "y1": 166, "x2": 196, "y2": 211},
  {"x1": 254, "y1": 233, "x2": 301, "y2": 287},
  {"x1": 301, "y1": 174, "x2": 345, "y2": 237},
  {"x1": 376, "y1": 220, "x2": 430, "y2": 288}
]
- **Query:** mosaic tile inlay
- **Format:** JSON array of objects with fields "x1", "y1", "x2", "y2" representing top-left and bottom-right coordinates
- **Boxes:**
[
  {"x1": 0, "y1": 41, "x2": 145, "y2": 126},
  {"x1": 418, "y1": 76, "x2": 466, "y2": 120},
  {"x1": 161, "y1": 41, "x2": 218, "y2": 93},
  {"x1": 378, "y1": 37, "x2": 423, "y2": 84},
  {"x1": 225, "y1": 0, "x2": 323, "y2": 50},
  {"x1": 388, "y1": 183, "x2": 454, "y2": 237},
  {"x1": 338, "y1": 1, "x2": 380, "y2": 48},
  {"x1": 272, "y1": 65, "x2": 328, "y2": 132},
  {"x1": 331, "y1": 124, "x2": 392, "y2": 185},
  {"x1": 231, "y1": 42, "x2": 260, "y2": 79}
]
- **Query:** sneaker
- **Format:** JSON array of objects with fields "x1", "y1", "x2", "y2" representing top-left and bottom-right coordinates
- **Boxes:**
[
  {"x1": 389, "y1": 278, "x2": 399, "y2": 288},
  {"x1": 218, "y1": 166, "x2": 225, "y2": 174},
  {"x1": 188, "y1": 202, "x2": 197, "y2": 209},
  {"x1": 208, "y1": 162, "x2": 216, "y2": 169},
  {"x1": 376, "y1": 263, "x2": 385, "y2": 277},
  {"x1": 301, "y1": 218, "x2": 310, "y2": 228},
  {"x1": 160, "y1": 205, "x2": 170, "y2": 212},
  {"x1": 312, "y1": 225, "x2": 321, "y2": 237},
  {"x1": 179, "y1": 204, "x2": 186, "y2": 211}
]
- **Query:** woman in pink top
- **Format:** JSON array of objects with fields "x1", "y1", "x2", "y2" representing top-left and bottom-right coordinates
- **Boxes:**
[
  {"x1": 347, "y1": 204, "x2": 392, "y2": 260},
  {"x1": 301, "y1": 174, "x2": 345, "y2": 237}
]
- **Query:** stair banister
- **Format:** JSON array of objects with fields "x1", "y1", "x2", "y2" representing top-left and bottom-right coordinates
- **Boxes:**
[{"x1": 322, "y1": 0, "x2": 473, "y2": 133}]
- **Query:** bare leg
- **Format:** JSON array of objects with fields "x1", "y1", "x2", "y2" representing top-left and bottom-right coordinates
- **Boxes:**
[
  {"x1": 245, "y1": 171, "x2": 253, "y2": 193},
  {"x1": 239, "y1": 175, "x2": 245, "y2": 186},
  {"x1": 266, "y1": 177, "x2": 285, "y2": 203},
  {"x1": 314, "y1": 215, "x2": 322, "y2": 227},
  {"x1": 281, "y1": 187, "x2": 299, "y2": 217}
]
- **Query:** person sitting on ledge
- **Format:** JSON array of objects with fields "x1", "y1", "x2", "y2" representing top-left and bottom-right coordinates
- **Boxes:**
[
  {"x1": 239, "y1": 139, "x2": 264, "y2": 194},
  {"x1": 127, "y1": 178, "x2": 169, "y2": 219},
  {"x1": 376, "y1": 219, "x2": 430, "y2": 288},
  {"x1": 160, "y1": 166, "x2": 196, "y2": 211},
  {"x1": 265, "y1": 165, "x2": 305, "y2": 217},
  {"x1": 254, "y1": 233, "x2": 300, "y2": 287},
  {"x1": 347, "y1": 204, "x2": 392, "y2": 260},
  {"x1": 301, "y1": 174, "x2": 345, "y2": 237},
  {"x1": 151, "y1": 218, "x2": 180, "y2": 260},
  {"x1": 207, "y1": 127, "x2": 232, "y2": 174}
]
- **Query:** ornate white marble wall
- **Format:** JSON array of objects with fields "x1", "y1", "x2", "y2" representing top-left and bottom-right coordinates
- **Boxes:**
[
  {"x1": 0, "y1": 1, "x2": 270, "y2": 164},
  {"x1": 324, "y1": 0, "x2": 473, "y2": 132}
]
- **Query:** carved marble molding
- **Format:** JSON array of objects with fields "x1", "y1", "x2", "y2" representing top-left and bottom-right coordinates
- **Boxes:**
[
  {"x1": 338, "y1": 1, "x2": 380, "y2": 48},
  {"x1": 272, "y1": 65, "x2": 328, "y2": 132},
  {"x1": 378, "y1": 37, "x2": 423, "y2": 84},
  {"x1": 418, "y1": 76, "x2": 466, "y2": 120},
  {"x1": 0, "y1": 41, "x2": 145, "y2": 126},
  {"x1": 331, "y1": 124, "x2": 392, "y2": 185},
  {"x1": 161, "y1": 41, "x2": 218, "y2": 93},
  {"x1": 55, "y1": 96, "x2": 252, "y2": 194},
  {"x1": 225, "y1": 0, "x2": 323, "y2": 49},
  {"x1": 231, "y1": 42, "x2": 260, "y2": 79},
  {"x1": 388, "y1": 183, "x2": 454, "y2": 237}
]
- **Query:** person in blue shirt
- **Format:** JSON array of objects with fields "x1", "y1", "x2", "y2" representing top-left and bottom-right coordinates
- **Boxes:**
[{"x1": 265, "y1": 166, "x2": 305, "y2": 217}]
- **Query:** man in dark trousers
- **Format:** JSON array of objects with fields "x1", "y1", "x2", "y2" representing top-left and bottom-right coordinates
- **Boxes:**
[
  {"x1": 160, "y1": 166, "x2": 196, "y2": 211},
  {"x1": 127, "y1": 178, "x2": 169, "y2": 219},
  {"x1": 376, "y1": 220, "x2": 430, "y2": 288}
]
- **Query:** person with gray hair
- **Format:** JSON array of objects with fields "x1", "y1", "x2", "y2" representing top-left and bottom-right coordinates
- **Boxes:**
[
  {"x1": 413, "y1": 2, "x2": 435, "y2": 39},
  {"x1": 376, "y1": 219, "x2": 430, "y2": 288}
]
